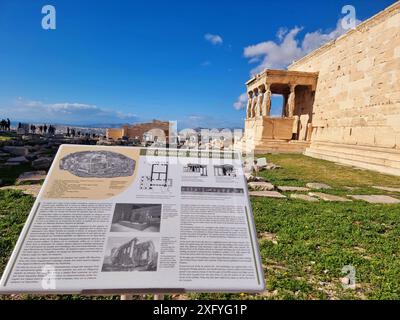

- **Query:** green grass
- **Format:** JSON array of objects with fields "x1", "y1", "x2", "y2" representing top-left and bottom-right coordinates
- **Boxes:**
[
  {"x1": 253, "y1": 197, "x2": 400, "y2": 300},
  {"x1": 0, "y1": 154, "x2": 400, "y2": 300},
  {"x1": 0, "y1": 132, "x2": 17, "y2": 143},
  {"x1": 194, "y1": 155, "x2": 400, "y2": 300},
  {"x1": 0, "y1": 163, "x2": 34, "y2": 186},
  {"x1": 0, "y1": 190, "x2": 34, "y2": 273},
  {"x1": 257, "y1": 153, "x2": 400, "y2": 188}
]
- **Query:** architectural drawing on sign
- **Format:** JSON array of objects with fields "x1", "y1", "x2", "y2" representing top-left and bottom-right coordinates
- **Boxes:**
[
  {"x1": 140, "y1": 163, "x2": 172, "y2": 191},
  {"x1": 59, "y1": 151, "x2": 135, "y2": 178},
  {"x1": 151, "y1": 164, "x2": 168, "y2": 186},
  {"x1": 214, "y1": 164, "x2": 237, "y2": 177},
  {"x1": 102, "y1": 237, "x2": 158, "y2": 272},
  {"x1": 183, "y1": 163, "x2": 208, "y2": 177},
  {"x1": 110, "y1": 203, "x2": 162, "y2": 232}
]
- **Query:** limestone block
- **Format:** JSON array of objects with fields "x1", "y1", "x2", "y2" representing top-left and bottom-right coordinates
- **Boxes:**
[
  {"x1": 299, "y1": 115, "x2": 310, "y2": 141},
  {"x1": 3, "y1": 146, "x2": 29, "y2": 156},
  {"x1": 261, "y1": 118, "x2": 274, "y2": 139},
  {"x1": 396, "y1": 133, "x2": 400, "y2": 148},
  {"x1": 373, "y1": 186, "x2": 400, "y2": 192},
  {"x1": 357, "y1": 58, "x2": 374, "y2": 72},
  {"x1": 306, "y1": 183, "x2": 332, "y2": 190},
  {"x1": 274, "y1": 119, "x2": 294, "y2": 140},
  {"x1": 278, "y1": 186, "x2": 310, "y2": 192},
  {"x1": 386, "y1": 14, "x2": 400, "y2": 28},
  {"x1": 7, "y1": 156, "x2": 28, "y2": 163},
  {"x1": 248, "y1": 182, "x2": 275, "y2": 191},
  {"x1": 374, "y1": 127, "x2": 396, "y2": 148},
  {"x1": 309, "y1": 192, "x2": 351, "y2": 202},
  {"x1": 17, "y1": 171, "x2": 47, "y2": 184},
  {"x1": 352, "y1": 127, "x2": 375, "y2": 146},
  {"x1": 290, "y1": 194, "x2": 319, "y2": 202},
  {"x1": 394, "y1": 46, "x2": 400, "y2": 58},
  {"x1": 249, "y1": 191, "x2": 286, "y2": 199},
  {"x1": 349, "y1": 195, "x2": 400, "y2": 204}
]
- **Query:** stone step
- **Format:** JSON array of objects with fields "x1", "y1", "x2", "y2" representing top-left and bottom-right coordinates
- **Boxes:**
[
  {"x1": 310, "y1": 141, "x2": 400, "y2": 162},
  {"x1": 305, "y1": 149, "x2": 400, "y2": 176},
  {"x1": 311, "y1": 141, "x2": 400, "y2": 154},
  {"x1": 306, "y1": 145, "x2": 400, "y2": 169},
  {"x1": 254, "y1": 140, "x2": 310, "y2": 154}
]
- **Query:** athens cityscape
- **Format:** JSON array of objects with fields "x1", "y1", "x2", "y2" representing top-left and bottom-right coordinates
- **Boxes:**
[{"x1": 0, "y1": 0, "x2": 399, "y2": 309}]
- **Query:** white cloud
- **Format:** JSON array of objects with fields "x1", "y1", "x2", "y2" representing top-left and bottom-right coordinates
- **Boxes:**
[
  {"x1": 233, "y1": 93, "x2": 248, "y2": 110},
  {"x1": 244, "y1": 26, "x2": 304, "y2": 74},
  {"x1": 234, "y1": 18, "x2": 362, "y2": 109},
  {"x1": 201, "y1": 60, "x2": 211, "y2": 67},
  {"x1": 276, "y1": 27, "x2": 289, "y2": 41},
  {"x1": 0, "y1": 98, "x2": 138, "y2": 125},
  {"x1": 243, "y1": 18, "x2": 361, "y2": 75},
  {"x1": 204, "y1": 33, "x2": 223, "y2": 45}
]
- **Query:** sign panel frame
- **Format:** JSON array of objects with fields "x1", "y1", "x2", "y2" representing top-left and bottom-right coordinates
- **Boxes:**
[{"x1": 0, "y1": 145, "x2": 265, "y2": 295}]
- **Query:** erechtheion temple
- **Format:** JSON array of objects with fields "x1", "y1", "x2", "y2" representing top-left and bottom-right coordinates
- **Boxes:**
[{"x1": 241, "y1": 1, "x2": 400, "y2": 176}]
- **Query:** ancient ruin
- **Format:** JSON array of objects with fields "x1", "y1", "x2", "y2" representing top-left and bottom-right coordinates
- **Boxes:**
[
  {"x1": 240, "y1": 2, "x2": 400, "y2": 176},
  {"x1": 243, "y1": 69, "x2": 318, "y2": 154},
  {"x1": 103, "y1": 238, "x2": 158, "y2": 272},
  {"x1": 111, "y1": 204, "x2": 162, "y2": 232},
  {"x1": 106, "y1": 120, "x2": 170, "y2": 144}
]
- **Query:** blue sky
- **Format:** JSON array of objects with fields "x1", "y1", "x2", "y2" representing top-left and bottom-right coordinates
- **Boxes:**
[{"x1": 0, "y1": 0, "x2": 396, "y2": 128}]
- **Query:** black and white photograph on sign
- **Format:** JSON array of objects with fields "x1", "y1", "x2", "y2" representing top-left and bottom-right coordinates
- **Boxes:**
[
  {"x1": 183, "y1": 163, "x2": 208, "y2": 177},
  {"x1": 213, "y1": 164, "x2": 237, "y2": 177},
  {"x1": 102, "y1": 237, "x2": 159, "y2": 272},
  {"x1": 110, "y1": 203, "x2": 162, "y2": 232}
]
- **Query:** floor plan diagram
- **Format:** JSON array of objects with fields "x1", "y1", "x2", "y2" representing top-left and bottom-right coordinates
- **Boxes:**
[{"x1": 140, "y1": 163, "x2": 172, "y2": 191}]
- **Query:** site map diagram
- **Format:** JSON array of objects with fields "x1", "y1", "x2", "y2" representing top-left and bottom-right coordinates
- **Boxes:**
[{"x1": 59, "y1": 151, "x2": 136, "y2": 178}]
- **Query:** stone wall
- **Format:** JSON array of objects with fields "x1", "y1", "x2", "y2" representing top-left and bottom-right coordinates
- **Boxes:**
[
  {"x1": 106, "y1": 128, "x2": 124, "y2": 140},
  {"x1": 106, "y1": 120, "x2": 169, "y2": 142},
  {"x1": 289, "y1": 2, "x2": 400, "y2": 175}
]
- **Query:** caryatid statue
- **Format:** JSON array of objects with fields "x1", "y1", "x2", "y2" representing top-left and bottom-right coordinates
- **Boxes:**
[
  {"x1": 255, "y1": 89, "x2": 263, "y2": 117},
  {"x1": 262, "y1": 84, "x2": 272, "y2": 116},
  {"x1": 288, "y1": 84, "x2": 296, "y2": 117},
  {"x1": 251, "y1": 91, "x2": 258, "y2": 117},
  {"x1": 246, "y1": 92, "x2": 253, "y2": 118}
]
